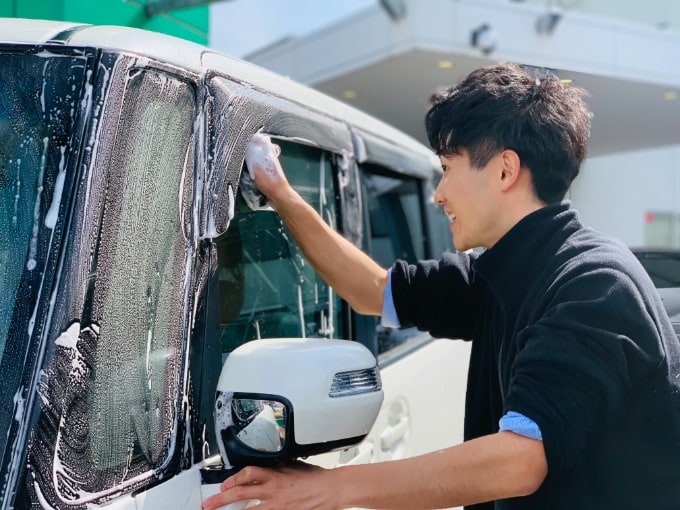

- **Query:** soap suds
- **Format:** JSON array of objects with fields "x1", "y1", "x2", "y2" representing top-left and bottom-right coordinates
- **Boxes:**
[{"x1": 244, "y1": 133, "x2": 281, "y2": 181}]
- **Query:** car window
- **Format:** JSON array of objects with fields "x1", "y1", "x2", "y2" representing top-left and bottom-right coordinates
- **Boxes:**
[
  {"x1": 0, "y1": 49, "x2": 89, "y2": 473},
  {"x1": 362, "y1": 173, "x2": 425, "y2": 266},
  {"x1": 359, "y1": 170, "x2": 431, "y2": 356},
  {"x1": 24, "y1": 67, "x2": 195, "y2": 506},
  {"x1": 217, "y1": 140, "x2": 343, "y2": 357}
]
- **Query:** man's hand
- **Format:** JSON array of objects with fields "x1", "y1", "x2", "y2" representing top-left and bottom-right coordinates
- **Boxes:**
[
  {"x1": 201, "y1": 432, "x2": 546, "y2": 510},
  {"x1": 244, "y1": 133, "x2": 294, "y2": 210},
  {"x1": 202, "y1": 461, "x2": 339, "y2": 510}
]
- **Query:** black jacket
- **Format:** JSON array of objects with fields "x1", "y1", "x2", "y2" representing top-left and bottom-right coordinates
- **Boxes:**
[{"x1": 391, "y1": 203, "x2": 680, "y2": 509}]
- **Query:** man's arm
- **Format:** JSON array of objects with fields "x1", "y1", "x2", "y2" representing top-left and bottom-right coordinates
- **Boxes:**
[
  {"x1": 203, "y1": 431, "x2": 548, "y2": 509},
  {"x1": 245, "y1": 134, "x2": 388, "y2": 316}
]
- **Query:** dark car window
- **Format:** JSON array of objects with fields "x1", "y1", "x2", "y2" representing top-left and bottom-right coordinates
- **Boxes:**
[
  {"x1": 634, "y1": 251, "x2": 680, "y2": 288},
  {"x1": 634, "y1": 250, "x2": 680, "y2": 332},
  {"x1": 362, "y1": 173, "x2": 425, "y2": 267},
  {"x1": 359, "y1": 169, "x2": 432, "y2": 356}
]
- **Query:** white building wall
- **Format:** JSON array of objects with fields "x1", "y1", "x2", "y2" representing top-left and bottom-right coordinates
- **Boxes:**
[
  {"x1": 519, "y1": 0, "x2": 680, "y2": 32},
  {"x1": 570, "y1": 144, "x2": 680, "y2": 246},
  {"x1": 251, "y1": 0, "x2": 680, "y2": 90}
]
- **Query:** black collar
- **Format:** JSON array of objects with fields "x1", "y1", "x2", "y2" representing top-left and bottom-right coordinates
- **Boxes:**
[{"x1": 472, "y1": 202, "x2": 583, "y2": 306}]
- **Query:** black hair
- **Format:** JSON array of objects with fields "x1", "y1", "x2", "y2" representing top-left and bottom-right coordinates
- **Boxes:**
[{"x1": 425, "y1": 63, "x2": 592, "y2": 204}]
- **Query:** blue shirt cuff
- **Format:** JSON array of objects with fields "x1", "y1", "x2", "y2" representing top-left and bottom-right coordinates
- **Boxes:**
[
  {"x1": 499, "y1": 411, "x2": 543, "y2": 440},
  {"x1": 380, "y1": 268, "x2": 401, "y2": 328}
]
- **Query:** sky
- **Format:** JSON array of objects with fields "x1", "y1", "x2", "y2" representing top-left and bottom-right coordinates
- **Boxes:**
[{"x1": 209, "y1": 0, "x2": 374, "y2": 58}]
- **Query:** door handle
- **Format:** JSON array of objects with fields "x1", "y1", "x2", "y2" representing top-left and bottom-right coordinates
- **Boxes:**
[
  {"x1": 380, "y1": 417, "x2": 409, "y2": 452},
  {"x1": 337, "y1": 442, "x2": 374, "y2": 466}
]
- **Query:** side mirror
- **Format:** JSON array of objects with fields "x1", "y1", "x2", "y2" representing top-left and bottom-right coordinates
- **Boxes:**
[{"x1": 215, "y1": 338, "x2": 383, "y2": 468}]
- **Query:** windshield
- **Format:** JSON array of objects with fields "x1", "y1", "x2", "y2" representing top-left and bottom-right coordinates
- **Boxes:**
[{"x1": 0, "y1": 49, "x2": 89, "y2": 464}]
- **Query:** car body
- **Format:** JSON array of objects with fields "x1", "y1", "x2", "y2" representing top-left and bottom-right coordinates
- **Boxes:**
[{"x1": 0, "y1": 18, "x2": 469, "y2": 509}]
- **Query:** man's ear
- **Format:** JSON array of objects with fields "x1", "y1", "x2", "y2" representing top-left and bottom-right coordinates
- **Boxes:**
[{"x1": 498, "y1": 149, "x2": 522, "y2": 192}]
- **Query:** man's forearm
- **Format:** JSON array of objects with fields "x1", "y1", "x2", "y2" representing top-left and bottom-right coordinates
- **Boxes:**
[
  {"x1": 275, "y1": 189, "x2": 388, "y2": 316},
  {"x1": 335, "y1": 432, "x2": 547, "y2": 509},
  {"x1": 246, "y1": 133, "x2": 388, "y2": 316}
]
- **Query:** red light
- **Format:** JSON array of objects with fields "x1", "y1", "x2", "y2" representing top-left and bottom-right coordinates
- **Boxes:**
[{"x1": 645, "y1": 212, "x2": 655, "y2": 223}]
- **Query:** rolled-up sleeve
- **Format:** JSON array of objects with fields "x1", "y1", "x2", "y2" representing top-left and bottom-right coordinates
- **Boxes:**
[
  {"x1": 499, "y1": 411, "x2": 543, "y2": 440},
  {"x1": 380, "y1": 268, "x2": 401, "y2": 328}
]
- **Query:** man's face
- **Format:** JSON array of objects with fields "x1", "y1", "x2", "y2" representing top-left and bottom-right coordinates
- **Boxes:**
[{"x1": 433, "y1": 149, "x2": 502, "y2": 252}]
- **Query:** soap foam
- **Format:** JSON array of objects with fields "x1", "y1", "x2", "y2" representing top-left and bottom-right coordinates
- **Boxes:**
[{"x1": 244, "y1": 133, "x2": 281, "y2": 181}]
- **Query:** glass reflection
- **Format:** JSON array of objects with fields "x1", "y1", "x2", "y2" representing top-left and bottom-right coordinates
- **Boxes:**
[{"x1": 232, "y1": 398, "x2": 287, "y2": 452}]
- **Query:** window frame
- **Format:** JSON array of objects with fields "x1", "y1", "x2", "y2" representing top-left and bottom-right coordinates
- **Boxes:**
[
  {"x1": 214, "y1": 139, "x2": 346, "y2": 354},
  {"x1": 356, "y1": 163, "x2": 452, "y2": 360},
  {"x1": 195, "y1": 76, "x2": 361, "y2": 459}
]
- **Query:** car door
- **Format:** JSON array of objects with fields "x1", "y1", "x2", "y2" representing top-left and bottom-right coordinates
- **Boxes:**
[
  {"x1": 199, "y1": 66, "x2": 472, "y2": 505},
  {"x1": 208, "y1": 138, "x2": 354, "y2": 477},
  {"x1": 353, "y1": 165, "x2": 471, "y2": 466}
]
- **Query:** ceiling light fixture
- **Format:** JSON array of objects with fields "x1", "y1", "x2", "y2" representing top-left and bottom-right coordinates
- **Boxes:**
[
  {"x1": 343, "y1": 90, "x2": 358, "y2": 100},
  {"x1": 437, "y1": 60, "x2": 454, "y2": 69},
  {"x1": 663, "y1": 91, "x2": 678, "y2": 101},
  {"x1": 470, "y1": 23, "x2": 497, "y2": 55}
]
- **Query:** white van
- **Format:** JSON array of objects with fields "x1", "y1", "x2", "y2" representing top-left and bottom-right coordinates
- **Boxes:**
[{"x1": 0, "y1": 18, "x2": 470, "y2": 509}]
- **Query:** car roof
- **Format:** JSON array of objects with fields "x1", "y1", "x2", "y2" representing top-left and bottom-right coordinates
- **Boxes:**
[
  {"x1": 0, "y1": 17, "x2": 439, "y2": 176},
  {"x1": 631, "y1": 248, "x2": 680, "y2": 255}
]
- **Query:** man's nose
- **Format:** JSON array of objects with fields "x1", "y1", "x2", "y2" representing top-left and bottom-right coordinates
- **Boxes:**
[{"x1": 433, "y1": 181, "x2": 444, "y2": 204}]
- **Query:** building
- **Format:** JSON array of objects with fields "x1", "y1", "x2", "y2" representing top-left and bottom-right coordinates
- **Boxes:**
[
  {"x1": 240, "y1": 0, "x2": 680, "y2": 248},
  {"x1": 1, "y1": 0, "x2": 209, "y2": 44}
]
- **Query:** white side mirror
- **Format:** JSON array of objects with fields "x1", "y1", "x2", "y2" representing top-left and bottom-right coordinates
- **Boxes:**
[{"x1": 214, "y1": 338, "x2": 383, "y2": 468}]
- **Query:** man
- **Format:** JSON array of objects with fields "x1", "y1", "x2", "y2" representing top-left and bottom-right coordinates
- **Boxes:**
[{"x1": 203, "y1": 63, "x2": 680, "y2": 509}]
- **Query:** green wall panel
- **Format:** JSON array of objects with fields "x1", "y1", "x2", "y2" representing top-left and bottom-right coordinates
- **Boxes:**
[
  {"x1": 3, "y1": 0, "x2": 62, "y2": 19},
  {"x1": 3, "y1": 0, "x2": 209, "y2": 45}
]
